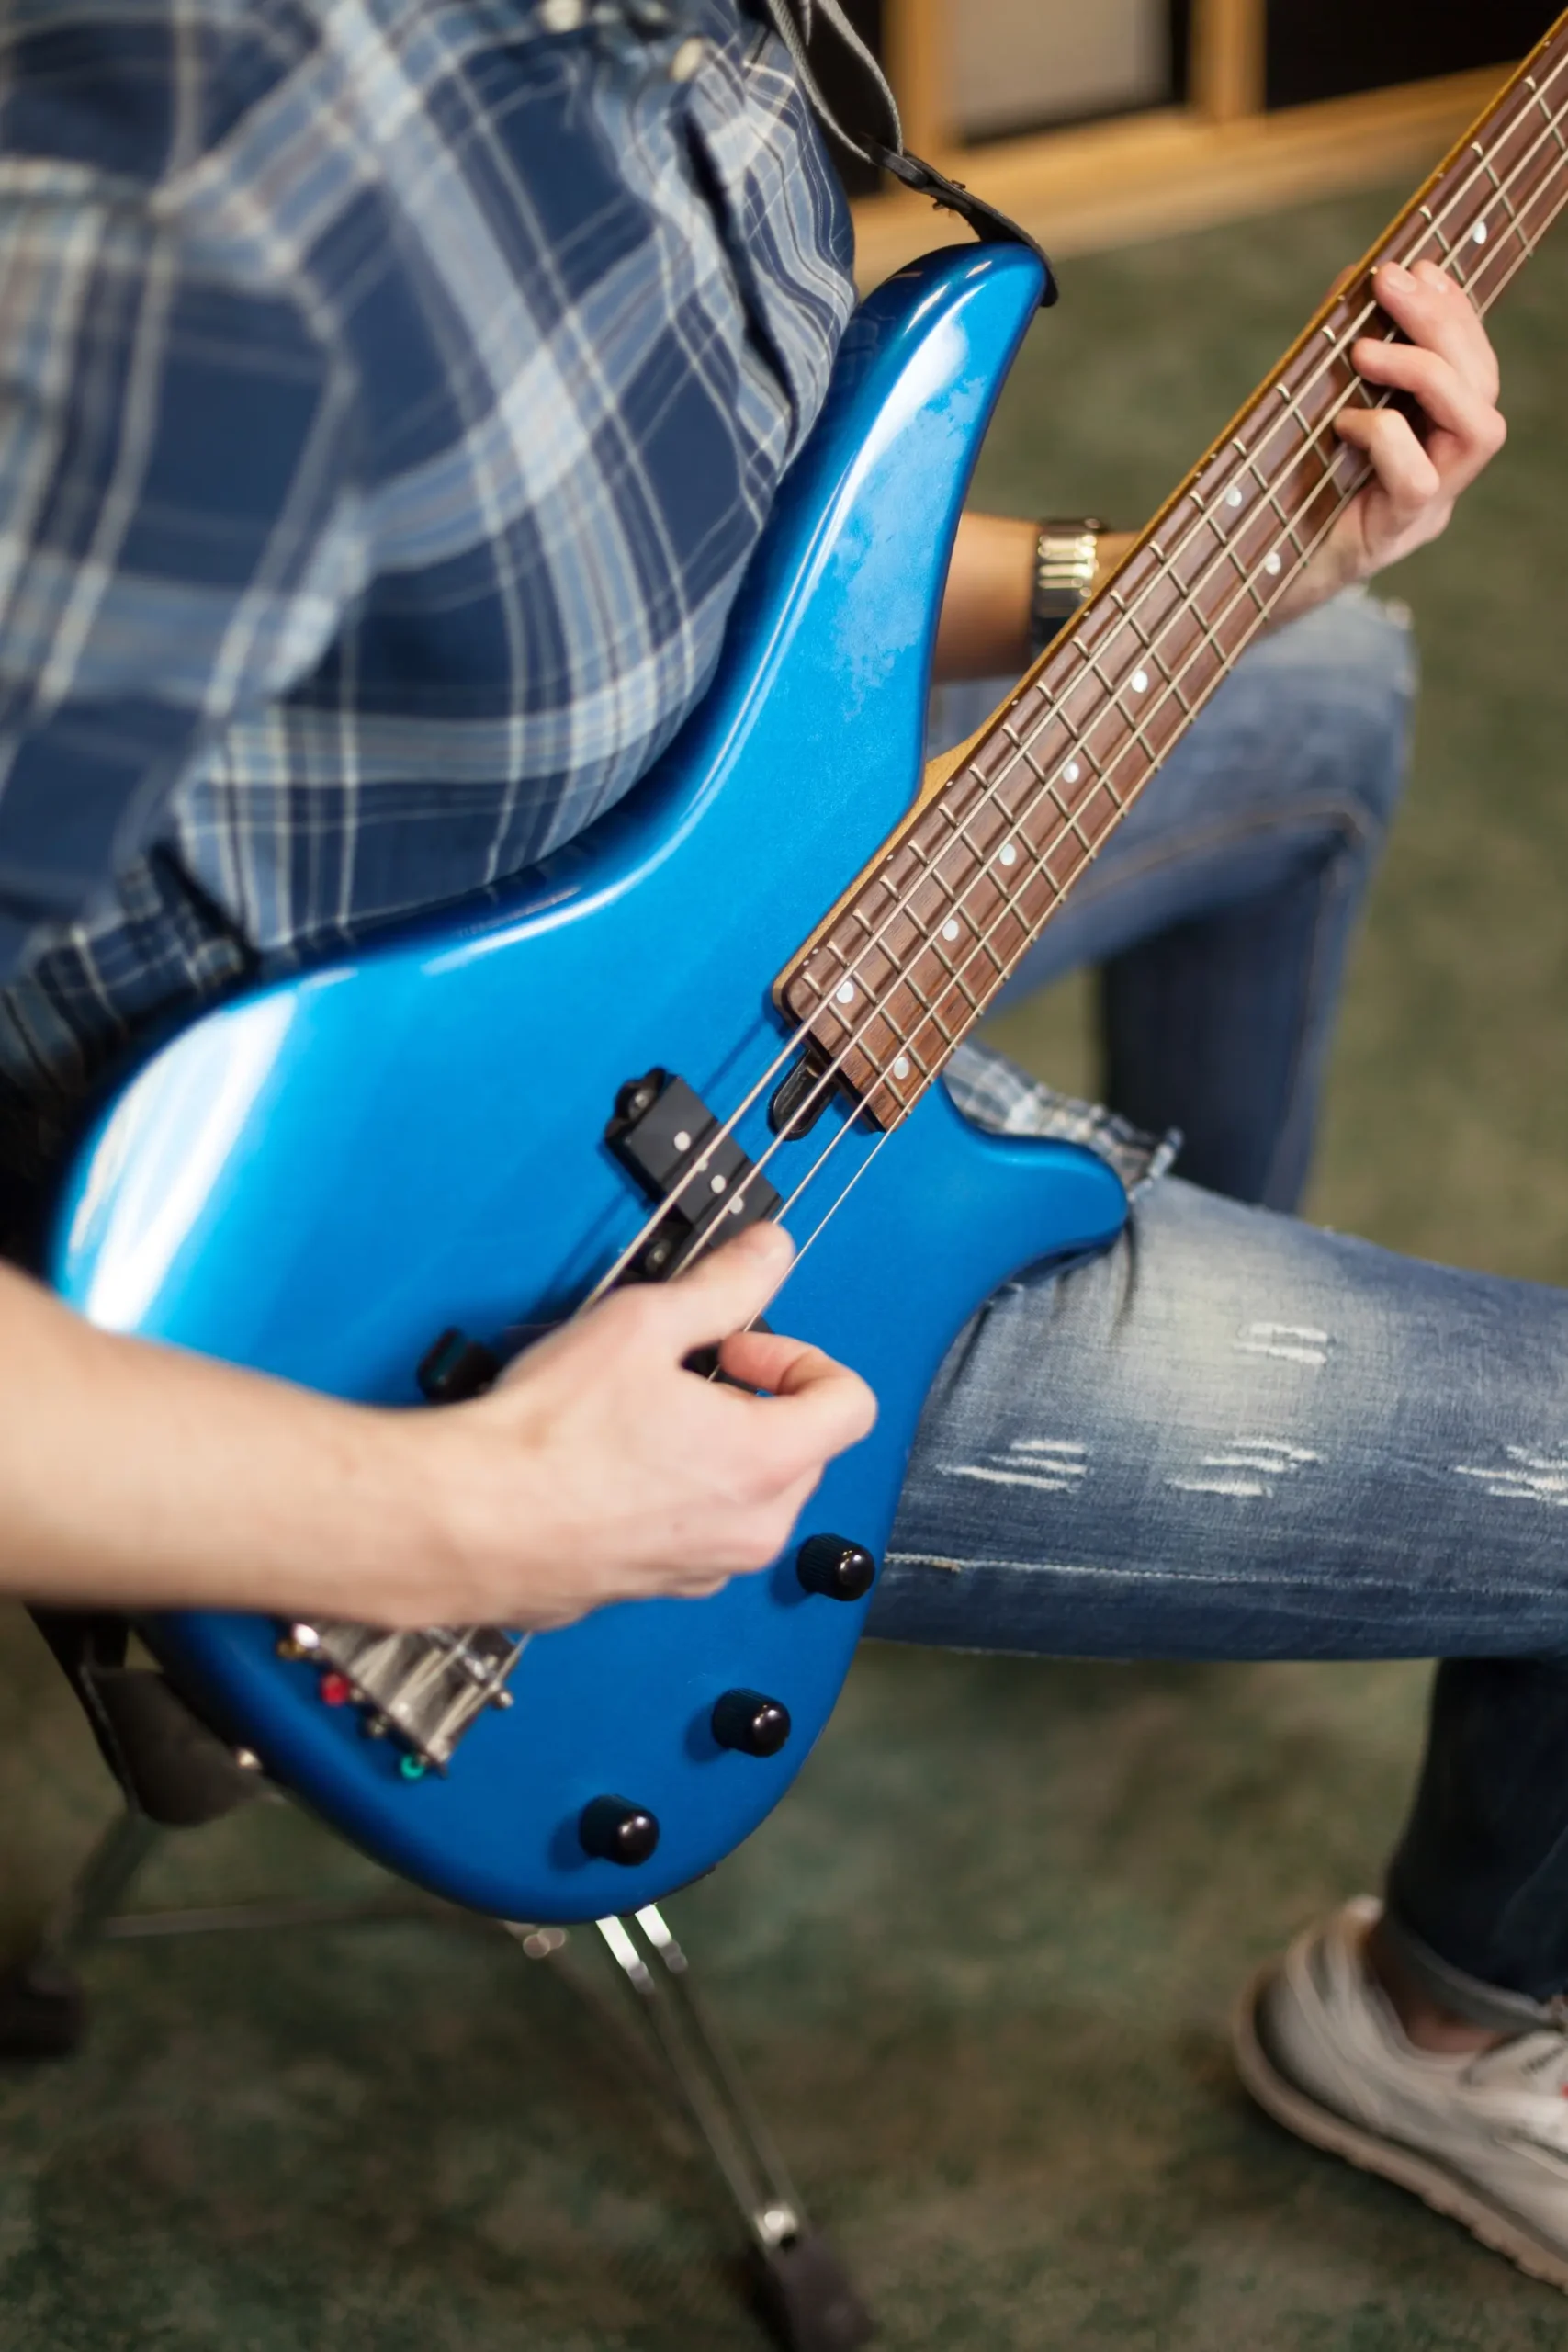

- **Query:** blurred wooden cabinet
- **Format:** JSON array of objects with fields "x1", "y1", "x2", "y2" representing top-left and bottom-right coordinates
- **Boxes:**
[{"x1": 849, "y1": 0, "x2": 1560, "y2": 282}]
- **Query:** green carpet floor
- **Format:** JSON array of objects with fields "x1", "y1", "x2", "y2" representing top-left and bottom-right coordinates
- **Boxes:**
[{"x1": 3, "y1": 180, "x2": 1568, "y2": 2349}]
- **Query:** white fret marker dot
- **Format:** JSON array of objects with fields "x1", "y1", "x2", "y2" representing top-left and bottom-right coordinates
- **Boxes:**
[
  {"x1": 999, "y1": 842, "x2": 1017, "y2": 866},
  {"x1": 1225, "y1": 486, "x2": 1244, "y2": 508},
  {"x1": 893, "y1": 1056, "x2": 911, "y2": 1080},
  {"x1": 1473, "y1": 221, "x2": 1488, "y2": 244},
  {"x1": 836, "y1": 981, "x2": 855, "y2": 1004},
  {"x1": 672, "y1": 1129, "x2": 691, "y2": 1152},
  {"x1": 1063, "y1": 761, "x2": 1081, "y2": 784},
  {"x1": 942, "y1": 919, "x2": 960, "y2": 942},
  {"x1": 710, "y1": 1173, "x2": 727, "y2": 1194},
  {"x1": 1265, "y1": 552, "x2": 1282, "y2": 575},
  {"x1": 1132, "y1": 669, "x2": 1149, "y2": 693}
]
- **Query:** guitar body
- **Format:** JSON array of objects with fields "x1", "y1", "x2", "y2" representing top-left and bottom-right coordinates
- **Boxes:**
[{"x1": 50, "y1": 244, "x2": 1127, "y2": 1922}]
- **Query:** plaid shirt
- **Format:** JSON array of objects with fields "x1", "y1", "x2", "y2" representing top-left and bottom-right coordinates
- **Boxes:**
[
  {"x1": 0, "y1": 0, "x2": 854, "y2": 1136},
  {"x1": 0, "y1": 0, "x2": 1167, "y2": 1222}
]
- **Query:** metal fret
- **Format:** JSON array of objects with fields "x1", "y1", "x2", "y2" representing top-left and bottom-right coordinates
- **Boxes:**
[
  {"x1": 1044, "y1": 777, "x2": 1100, "y2": 856},
  {"x1": 891, "y1": 954, "x2": 963, "y2": 1049},
  {"x1": 1531, "y1": 85, "x2": 1568, "y2": 157},
  {"x1": 1112, "y1": 706, "x2": 1162, "y2": 769},
  {"x1": 921, "y1": 926, "x2": 989, "y2": 1009},
  {"x1": 1142, "y1": 639, "x2": 1195, "y2": 718},
  {"x1": 1478, "y1": 150, "x2": 1527, "y2": 251}
]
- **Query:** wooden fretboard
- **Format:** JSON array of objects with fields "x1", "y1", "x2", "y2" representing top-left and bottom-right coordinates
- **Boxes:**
[{"x1": 779, "y1": 11, "x2": 1568, "y2": 1130}]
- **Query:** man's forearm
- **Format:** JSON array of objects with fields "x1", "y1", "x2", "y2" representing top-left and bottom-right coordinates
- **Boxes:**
[
  {"x1": 0, "y1": 1258, "x2": 441, "y2": 1622},
  {"x1": 0, "y1": 1226, "x2": 874, "y2": 1634}
]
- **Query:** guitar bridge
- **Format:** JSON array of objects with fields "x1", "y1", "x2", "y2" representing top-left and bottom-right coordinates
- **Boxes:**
[{"x1": 278, "y1": 1621, "x2": 525, "y2": 1772}]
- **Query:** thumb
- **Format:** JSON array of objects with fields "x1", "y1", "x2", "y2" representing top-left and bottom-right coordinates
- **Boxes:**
[{"x1": 659, "y1": 1221, "x2": 795, "y2": 1350}]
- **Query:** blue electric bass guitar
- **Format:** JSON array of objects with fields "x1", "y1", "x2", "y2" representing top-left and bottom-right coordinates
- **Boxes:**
[{"x1": 49, "y1": 35, "x2": 1568, "y2": 1921}]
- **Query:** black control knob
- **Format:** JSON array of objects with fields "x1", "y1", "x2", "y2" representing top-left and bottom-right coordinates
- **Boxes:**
[
  {"x1": 711, "y1": 1689, "x2": 792, "y2": 1758},
  {"x1": 579, "y1": 1796, "x2": 660, "y2": 1867},
  {"x1": 418, "y1": 1327, "x2": 500, "y2": 1404},
  {"x1": 795, "y1": 1534, "x2": 876, "y2": 1602}
]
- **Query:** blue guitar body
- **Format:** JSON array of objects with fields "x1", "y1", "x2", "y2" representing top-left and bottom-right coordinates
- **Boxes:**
[{"x1": 50, "y1": 243, "x2": 1127, "y2": 1923}]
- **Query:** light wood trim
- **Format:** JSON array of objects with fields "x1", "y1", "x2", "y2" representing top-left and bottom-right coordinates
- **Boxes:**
[
  {"x1": 1190, "y1": 0, "x2": 1266, "y2": 123},
  {"x1": 850, "y1": 63, "x2": 1514, "y2": 289},
  {"x1": 882, "y1": 0, "x2": 952, "y2": 162}
]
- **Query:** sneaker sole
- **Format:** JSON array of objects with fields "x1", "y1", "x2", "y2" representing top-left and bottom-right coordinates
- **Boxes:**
[{"x1": 1232, "y1": 1956, "x2": 1568, "y2": 2294}]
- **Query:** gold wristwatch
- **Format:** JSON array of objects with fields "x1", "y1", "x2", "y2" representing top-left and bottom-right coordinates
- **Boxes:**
[{"x1": 1029, "y1": 516, "x2": 1106, "y2": 656}]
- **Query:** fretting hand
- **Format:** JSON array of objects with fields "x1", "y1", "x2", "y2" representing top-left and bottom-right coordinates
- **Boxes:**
[
  {"x1": 1276, "y1": 258, "x2": 1507, "y2": 619},
  {"x1": 934, "y1": 259, "x2": 1507, "y2": 677}
]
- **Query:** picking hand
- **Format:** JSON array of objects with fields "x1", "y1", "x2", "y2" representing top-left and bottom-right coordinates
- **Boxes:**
[{"x1": 419, "y1": 1222, "x2": 877, "y2": 1631}]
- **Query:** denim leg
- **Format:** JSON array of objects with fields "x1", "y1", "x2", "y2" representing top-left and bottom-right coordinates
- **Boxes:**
[
  {"x1": 874, "y1": 1174, "x2": 1568, "y2": 2005},
  {"x1": 928, "y1": 590, "x2": 1416, "y2": 1208}
]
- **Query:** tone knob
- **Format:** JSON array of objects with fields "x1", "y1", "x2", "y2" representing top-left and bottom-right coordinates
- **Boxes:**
[
  {"x1": 417, "y1": 1327, "x2": 500, "y2": 1404},
  {"x1": 711, "y1": 1690, "x2": 792, "y2": 1758},
  {"x1": 579, "y1": 1796, "x2": 660, "y2": 1866},
  {"x1": 795, "y1": 1534, "x2": 876, "y2": 1602}
]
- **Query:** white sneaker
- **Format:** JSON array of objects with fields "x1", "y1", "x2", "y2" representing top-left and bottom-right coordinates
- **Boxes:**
[{"x1": 1233, "y1": 1894, "x2": 1568, "y2": 2290}]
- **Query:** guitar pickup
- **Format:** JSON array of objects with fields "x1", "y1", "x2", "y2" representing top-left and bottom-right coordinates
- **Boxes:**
[{"x1": 605, "y1": 1069, "x2": 780, "y2": 1277}]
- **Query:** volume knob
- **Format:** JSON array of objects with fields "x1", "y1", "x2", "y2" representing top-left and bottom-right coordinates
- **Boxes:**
[
  {"x1": 579, "y1": 1796, "x2": 660, "y2": 1866},
  {"x1": 711, "y1": 1690, "x2": 792, "y2": 1758},
  {"x1": 795, "y1": 1534, "x2": 876, "y2": 1602}
]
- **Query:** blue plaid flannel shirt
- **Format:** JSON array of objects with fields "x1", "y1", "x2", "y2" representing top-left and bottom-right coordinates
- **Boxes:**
[
  {"x1": 0, "y1": 0, "x2": 853, "y2": 1112},
  {"x1": 0, "y1": 0, "x2": 1164, "y2": 1217}
]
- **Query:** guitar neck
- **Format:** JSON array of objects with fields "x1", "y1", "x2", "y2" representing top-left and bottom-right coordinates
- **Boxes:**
[{"x1": 779, "y1": 10, "x2": 1568, "y2": 1132}]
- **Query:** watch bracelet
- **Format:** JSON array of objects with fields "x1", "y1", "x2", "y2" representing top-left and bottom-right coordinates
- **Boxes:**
[{"x1": 1030, "y1": 514, "x2": 1106, "y2": 655}]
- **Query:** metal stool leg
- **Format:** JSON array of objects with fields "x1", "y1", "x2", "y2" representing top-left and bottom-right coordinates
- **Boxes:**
[
  {"x1": 4, "y1": 1808, "x2": 874, "y2": 2346},
  {"x1": 0, "y1": 1800, "x2": 465, "y2": 2059},
  {"x1": 509, "y1": 1906, "x2": 874, "y2": 2352},
  {"x1": 0, "y1": 1805, "x2": 163, "y2": 2057}
]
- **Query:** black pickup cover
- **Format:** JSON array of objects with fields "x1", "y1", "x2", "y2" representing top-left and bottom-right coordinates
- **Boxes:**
[{"x1": 605, "y1": 1070, "x2": 781, "y2": 1273}]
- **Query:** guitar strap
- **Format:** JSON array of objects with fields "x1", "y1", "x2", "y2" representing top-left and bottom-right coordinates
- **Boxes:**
[{"x1": 759, "y1": 0, "x2": 1059, "y2": 303}]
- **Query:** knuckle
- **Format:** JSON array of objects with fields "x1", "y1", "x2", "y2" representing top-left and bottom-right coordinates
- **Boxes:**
[
  {"x1": 718, "y1": 1441, "x2": 784, "y2": 1512},
  {"x1": 598, "y1": 1286, "x2": 657, "y2": 1344},
  {"x1": 731, "y1": 1521, "x2": 783, "y2": 1574}
]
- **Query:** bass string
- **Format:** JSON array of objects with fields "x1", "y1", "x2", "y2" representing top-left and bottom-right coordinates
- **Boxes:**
[
  {"x1": 972, "y1": 51, "x2": 1568, "y2": 837},
  {"x1": 583, "y1": 334, "x2": 1386, "y2": 1312},
  {"x1": 422, "y1": 45, "x2": 1568, "y2": 1669},
  {"x1": 387, "y1": 45, "x2": 1568, "y2": 1675},
  {"x1": 763, "y1": 48, "x2": 1568, "y2": 1101},
  {"x1": 729, "y1": 57, "x2": 1568, "y2": 1161},
  {"x1": 694, "y1": 170, "x2": 1545, "y2": 1248},
  {"x1": 752, "y1": 119, "x2": 1568, "y2": 1312},
  {"x1": 745, "y1": 107, "x2": 1568, "y2": 1272},
  {"x1": 749, "y1": 431, "x2": 1396, "y2": 1280},
  {"x1": 584, "y1": 51, "x2": 1568, "y2": 1317}
]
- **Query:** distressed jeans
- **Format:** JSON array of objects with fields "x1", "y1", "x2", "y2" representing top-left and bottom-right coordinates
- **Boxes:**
[{"x1": 874, "y1": 591, "x2": 1568, "y2": 2029}]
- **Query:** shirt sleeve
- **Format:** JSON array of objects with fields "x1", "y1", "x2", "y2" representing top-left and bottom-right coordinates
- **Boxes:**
[{"x1": 0, "y1": 163, "x2": 364, "y2": 980}]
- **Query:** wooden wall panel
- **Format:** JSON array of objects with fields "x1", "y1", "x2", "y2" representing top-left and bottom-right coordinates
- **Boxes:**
[{"x1": 854, "y1": 0, "x2": 1522, "y2": 283}]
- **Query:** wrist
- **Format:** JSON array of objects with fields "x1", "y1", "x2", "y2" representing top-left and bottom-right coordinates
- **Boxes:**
[{"x1": 354, "y1": 1402, "x2": 525, "y2": 1628}]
